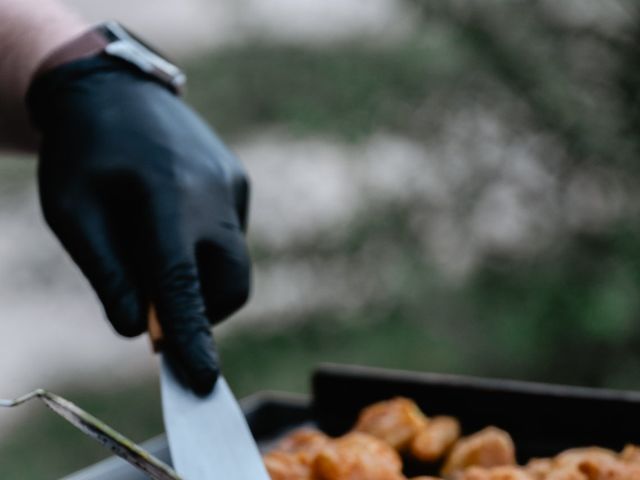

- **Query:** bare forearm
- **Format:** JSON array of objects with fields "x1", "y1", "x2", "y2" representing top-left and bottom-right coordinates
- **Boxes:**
[{"x1": 0, "y1": 0, "x2": 87, "y2": 151}]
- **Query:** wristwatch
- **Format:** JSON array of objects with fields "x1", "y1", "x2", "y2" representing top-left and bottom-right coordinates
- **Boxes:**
[{"x1": 32, "y1": 20, "x2": 186, "y2": 94}]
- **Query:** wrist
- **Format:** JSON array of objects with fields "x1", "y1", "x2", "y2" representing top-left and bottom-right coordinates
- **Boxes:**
[
  {"x1": 0, "y1": 0, "x2": 87, "y2": 150},
  {"x1": 28, "y1": 23, "x2": 96, "y2": 89},
  {"x1": 19, "y1": 17, "x2": 88, "y2": 99}
]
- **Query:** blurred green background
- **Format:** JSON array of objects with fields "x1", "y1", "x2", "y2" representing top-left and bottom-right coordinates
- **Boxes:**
[{"x1": 2, "y1": 0, "x2": 640, "y2": 477}]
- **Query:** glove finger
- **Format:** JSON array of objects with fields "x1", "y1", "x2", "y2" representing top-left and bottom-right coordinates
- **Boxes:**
[
  {"x1": 42, "y1": 198, "x2": 146, "y2": 337},
  {"x1": 232, "y1": 174, "x2": 250, "y2": 233},
  {"x1": 144, "y1": 200, "x2": 219, "y2": 396},
  {"x1": 196, "y1": 232, "x2": 251, "y2": 325}
]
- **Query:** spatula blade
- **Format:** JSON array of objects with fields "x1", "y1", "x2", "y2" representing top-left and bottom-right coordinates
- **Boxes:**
[{"x1": 160, "y1": 356, "x2": 270, "y2": 480}]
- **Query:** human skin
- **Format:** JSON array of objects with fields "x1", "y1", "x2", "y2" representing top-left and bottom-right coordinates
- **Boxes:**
[{"x1": 0, "y1": 0, "x2": 88, "y2": 150}]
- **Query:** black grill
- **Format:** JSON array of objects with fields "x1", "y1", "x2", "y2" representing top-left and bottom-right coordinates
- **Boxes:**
[{"x1": 66, "y1": 363, "x2": 640, "y2": 479}]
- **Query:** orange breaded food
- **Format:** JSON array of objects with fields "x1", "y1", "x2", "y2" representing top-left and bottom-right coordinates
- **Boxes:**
[
  {"x1": 554, "y1": 448, "x2": 618, "y2": 469},
  {"x1": 544, "y1": 465, "x2": 588, "y2": 480},
  {"x1": 459, "y1": 466, "x2": 532, "y2": 480},
  {"x1": 314, "y1": 431, "x2": 404, "y2": 480},
  {"x1": 264, "y1": 450, "x2": 314, "y2": 480},
  {"x1": 442, "y1": 427, "x2": 516, "y2": 478},
  {"x1": 525, "y1": 458, "x2": 554, "y2": 480},
  {"x1": 262, "y1": 400, "x2": 640, "y2": 480},
  {"x1": 412, "y1": 416, "x2": 461, "y2": 462},
  {"x1": 577, "y1": 457, "x2": 626, "y2": 480},
  {"x1": 459, "y1": 468, "x2": 492, "y2": 480},
  {"x1": 276, "y1": 428, "x2": 331, "y2": 464},
  {"x1": 353, "y1": 397, "x2": 429, "y2": 450},
  {"x1": 550, "y1": 448, "x2": 627, "y2": 480},
  {"x1": 622, "y1": 464, "x2": 640, "y2": 480},
  {"x1": 524, "y1": 447, "x2": 640, "y2": 480},
  {"x1": 621, "y1": 446, "x2": 640, "y2": 466}
]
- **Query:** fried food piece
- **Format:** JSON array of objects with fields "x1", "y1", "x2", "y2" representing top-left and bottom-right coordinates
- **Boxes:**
[
  {"x1": 276, "y1": 428, "x2": 331, "y2": 464},
  {"x1": 460, "y1": 466, "x2": 531, "y2": 480},
  {"x1": 264, "y1": 450, "x2": 314, "y2": 480},
  {"x1": 577, "y1": 457, "x2": 626, "y2": 480},
  {"x1": 314, "y1": 431, "x2": 404, "y2": 480},
  {"x1": 621, "y1": 446, "x2": 640, "y2": 466},
  {"x1": 410, "y1": 477, "x2": 445, "y2": 480},
  {"x1": 525, "y1": 447, "x2": 631, "y2": 480},
  {"x1": 441, "y1": 427, "x2": 516, "y2": 478},
  {"x1": 554, "y1": 448, "x2": 618, "y2": 469},
  {"x1": 624, "y1": 466, "x2": 640, "y2": 480},
  {"x1": 412, "y1": 416, "x2": 461, "y2": 461},
  {"x1": 459, "y1": 467, "x2": 492, "y2": 480},
  {"x1": 545, "y1": 465, "x2": 588, "y2": 480},
  {"x1": 551, "y1": 448, "x2": 625, "y2": 480},
  {"x1": 490, "y1": 467, "x2": 533, "y2": 480},
  {"x1": 525, "y1": 458, "x2": 554, "y2": 480},
  {"x1": 353, "y1": 397, "x2": 429, "y2": 450}
]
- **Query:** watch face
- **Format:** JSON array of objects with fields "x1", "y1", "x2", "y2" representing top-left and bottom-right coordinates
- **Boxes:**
[
  {"x1": 102, "y1": 22, "x2": 174, "y2": 65},
  {"x1": 101, "y1": 21, "x2": 186, "y2": 93}
]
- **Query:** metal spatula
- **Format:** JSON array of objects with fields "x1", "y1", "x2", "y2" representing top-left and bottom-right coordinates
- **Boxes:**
[
  {"x1": 0, "y1": 388, "x2": 180, "y2": 479},
  {"x1": 148, "y1": 309, "x2": 270, "y2": 480}
]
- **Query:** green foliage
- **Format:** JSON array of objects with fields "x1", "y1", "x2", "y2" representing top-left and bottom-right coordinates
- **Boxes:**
[
  {"x1": 461, "y1": 226, "x2": 640, "y2": 387},
  {"x1": 184, "y1": 33, "x2": 476, "y2": 141}
]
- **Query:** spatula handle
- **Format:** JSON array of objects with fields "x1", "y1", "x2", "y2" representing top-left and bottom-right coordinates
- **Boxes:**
[{"x1": 148, "y1": 306, "x2": 164, "y2": 353}]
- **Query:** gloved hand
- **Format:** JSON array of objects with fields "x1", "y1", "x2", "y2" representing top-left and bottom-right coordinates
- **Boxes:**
[{"x1": 27, "y1": 56, "x2": 251, "y2": 396}]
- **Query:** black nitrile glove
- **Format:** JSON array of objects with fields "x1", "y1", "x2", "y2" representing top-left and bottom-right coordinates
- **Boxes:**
[{"x1": 27, "y1": 56, "x2": 250, "y2": 396}]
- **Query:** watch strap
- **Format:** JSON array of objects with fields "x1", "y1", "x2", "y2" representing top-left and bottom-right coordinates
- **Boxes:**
[
  {"x1": 31, "y1": 21, "x2": 185, "y2": 95},
  {"x1": 33, "y1": 28, "x2": 109, "y2": 81}
]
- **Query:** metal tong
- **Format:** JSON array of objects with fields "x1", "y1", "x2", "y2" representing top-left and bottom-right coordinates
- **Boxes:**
[{"x1": 0, "y1": 388, "x2": 180, "y2": 480}]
